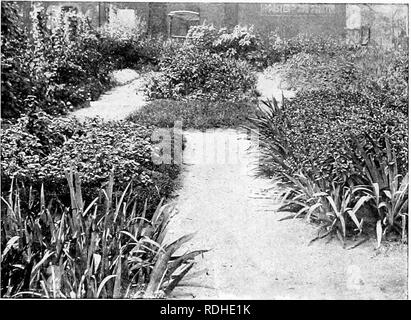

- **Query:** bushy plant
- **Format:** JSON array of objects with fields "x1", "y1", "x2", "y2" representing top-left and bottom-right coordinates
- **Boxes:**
[
  {"x1": 1, "y1": 112, "x2": 180, "y2": 214},
  {"x1": 263, "y1": 32, "x2": 350, "y2": 64},
  {"x1": 251, "y1": 93, "x2": 407, "y2": 183},
  {"x1": 1, "y1": 4, "x2": 115, "y2": 118},
  {"x1": 283, "y1": 46, "x2": 408, "y2": 116},
  {"x1": 186, "y1": 24, "x2": 262, "y2": 62},
  {"x1": 99, "y1": 16, "x2": 166, "y2": 69},
  {"x1": 252, "y1": 42, "x2": 408, "y2": 245},
  {"x1": 128, "y1": 99, "x2": 257, "y2": 130},
  {"x1": 29, "y1": 8, "x2": 114, "y2": 114},
  {"x1": 1, "y1": 2, "x2": 32, "y2": 119},
  {"x1": 146, "y1": 46, "x2": 257, "y2": 102}
]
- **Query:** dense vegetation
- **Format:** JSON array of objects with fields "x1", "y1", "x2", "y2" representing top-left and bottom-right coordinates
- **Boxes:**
[
  {"x1": 1, "y1": 1, "x2": 408, "y2": 298},
  {"x1": 0, "y1": 2, "x2": 192, "y2": 299},
  {"x1": 1, "y1": 4, "x2": 113, "y2": 118},
  {"x1": 0, "y1": 2, "x2": 166, "y2": 119},
  {"x1": 145, "y1": 47, "x2": 257, "y2": 102},
  {"x1": 251, "y1": 40, "x2": 408, "y2": 247},
  {"x1": 2, "y1": 171, "x2": 204, "y2": 298},
  {"x1": 128, "y1": 99, "x2": 257, "y2": 130}
]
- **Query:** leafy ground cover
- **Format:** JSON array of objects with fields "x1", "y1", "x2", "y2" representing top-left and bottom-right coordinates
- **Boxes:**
[
  {"x1": 249, "y1": 38, "x2": 408, "y2": 247},
  {"x1": 128, "y1": 99, "x2": 257, "y2": 130}
]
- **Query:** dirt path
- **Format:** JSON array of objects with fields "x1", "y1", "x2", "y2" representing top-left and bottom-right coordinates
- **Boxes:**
[
  {"x1": 256, "y1": 69, "x2": 296, "y2": 102},
  {"x1": 165, "y1": 71, "x2": 407, "y2": 299},
  {"x1": 166, "y1": 128, "x2": 407, "y2": 300},
  {"x1": 71, "y1": 69, "x2": 150, "y2": 121}
]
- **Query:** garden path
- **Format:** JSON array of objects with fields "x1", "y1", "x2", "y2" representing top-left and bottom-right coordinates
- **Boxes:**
[
  {"x1": 164, "y1": 72, "x2": 407, "y2": 300},
  {"x1": 165, "y1": 128, "x2": 407, "y2": 299},
  {"x1": 256, "y1": 68, "x2": 296, "y2": 103},
  {"x1": 71, "y1": 69, "x2": 151, "y2": 121},
  {"x1": 71, "y1": 69, "x2": 407, "y2": 299}
]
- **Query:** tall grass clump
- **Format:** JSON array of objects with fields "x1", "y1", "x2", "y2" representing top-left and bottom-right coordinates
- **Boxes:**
[{"x1": 1, "y1": 170, "x2": 205, "y2": 298}]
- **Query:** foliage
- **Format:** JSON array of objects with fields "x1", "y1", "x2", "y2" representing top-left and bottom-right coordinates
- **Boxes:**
[
  {"x1": 283, "y1": 46, "x2": 408, "y2": 115},
  {"x1": 1, "y1": 112, "x2": 180, "y2": 214},
  {"x1": 352, "y1": 137, "x2": 408, "y2": 246},
  {"x1": 1, "y1": 4, "x2": 115, "y2": 118},
  {"x1": 128, "y1": 99, "x2": 256, "y2": 130},
  {"x1": 1, "y1": 1, "x2": 32, "y2": 119},
  {"x1": 99, "y1": 16, "x2": 166, "y2": 69},
  {"x1": 250, "y1": 93, "x2": 408, "y2": 183},
  {"x1": 263, "y1": 32, "x2": 351, "y2": 65},
  {"x1": 252, "y1": 90, "x2": 408, "y2": 245},
  {"x1": 253, "y1": 40, "x2": 408, "y2": 246},
  {"x1": 1, "y1": 171, "x2": 205, "y2": 298},
  {"x1": 1, "y1": 4, "x2": 175, "y2": 119},
  {"x1": 186, "y1": 24, "x2": 264, "y2": 66},
  {"x1": 146, "y1": 46, "x2": 257, "y2": 102}
]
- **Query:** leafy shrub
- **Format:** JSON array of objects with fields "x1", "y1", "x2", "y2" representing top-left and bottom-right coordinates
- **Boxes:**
[
  {"x1": 146, "y1": 46, "x2": 257, "y2": 102},
  {"x1": 128, "y1": 99, "x2": 257, "y2": 130},
  {"x1": 1, "y1": 2, "x2": 32, "y2": 119},
  {"x1": 186, "y1": 24, "x2": 262, "y2": 63},
  {"x1": 356, "y1": 47, "x2": 408, "y2": 115},
  {"x1": 99, "y1": 21, "x2": 166, "y2": 69},
  {"x1": 283, "y1": 46, "x2": 408, "y2": 115},
  {"x1": 263, "y1": 32, "x2": 351, "y2": 65},
  {"x1": 252, "y1": 93, "x2": 408, "y2": 182},
  {"x1": 1, "y1": 112, "x2": 180, "y2": 214},
  {"x1": 1, "y1": 171, "x2": 205, "y2": 298},
  {"x1": 1, "y1": 4, "x2": 115, "y2": 118}
]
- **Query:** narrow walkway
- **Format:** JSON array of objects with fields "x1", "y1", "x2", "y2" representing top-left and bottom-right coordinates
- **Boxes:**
[
  {"x1": 70, "y1": 68, "x2": 407, "y2": 299},
  {"x1": 71, "y1": 69, "x2": 151, "y2": 121},
  {"x1": 166, "y1": 129, "x2": 407, "y2": 299}
]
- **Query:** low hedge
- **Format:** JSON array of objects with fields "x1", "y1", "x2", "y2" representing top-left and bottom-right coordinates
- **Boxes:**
[{"x1": 128, "y1": 99, "x2": 257, "y2": 130}]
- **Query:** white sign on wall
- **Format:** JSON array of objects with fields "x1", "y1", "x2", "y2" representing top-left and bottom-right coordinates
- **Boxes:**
[{"x1": 260, "y1": 4, "x2": 336, "y2": 16}]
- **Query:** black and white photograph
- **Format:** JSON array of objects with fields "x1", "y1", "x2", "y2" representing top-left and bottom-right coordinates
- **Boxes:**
[{"x1": 0, "y1": 0, "x2": 409, "y2": 304}]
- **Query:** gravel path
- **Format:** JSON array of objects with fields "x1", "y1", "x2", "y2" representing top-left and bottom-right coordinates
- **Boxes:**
[
  {"x1": 166, "y1": 129, "x2": 407, "y2": 299},
  {"x1": 71, "y1": 69, "x2": 150, "y2": 121}
]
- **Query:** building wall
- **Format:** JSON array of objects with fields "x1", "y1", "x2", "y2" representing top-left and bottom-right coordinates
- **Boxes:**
[
  {"x1": 42, "y1": 1, "x2": 101, "y2": 27},
  {"x1": 162, "y1": 3, "x2": 347, "y2": 38},
  {"x1": 17, "y1": 2, "x2": 407, "y2": 48},
  {"x1": 238, "y1": 3, "x2": 346, "y2": 38}
]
